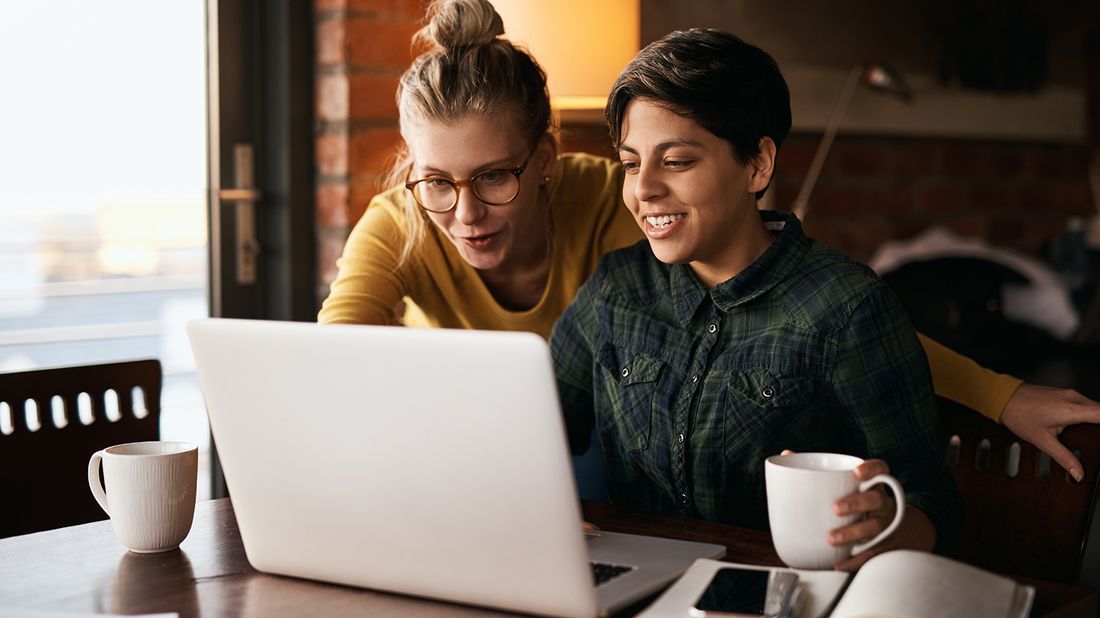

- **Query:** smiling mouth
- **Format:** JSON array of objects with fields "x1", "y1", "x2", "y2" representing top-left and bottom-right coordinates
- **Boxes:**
[
  {"x1": 464, "y1": 230, "x2": 499, "y2": 241},
  {"x1": 645, "y1": 214, "x2": 685, "y2": 229},
  {"x1": 461, "y1": 230, "x2": 502, "y2": 249}
]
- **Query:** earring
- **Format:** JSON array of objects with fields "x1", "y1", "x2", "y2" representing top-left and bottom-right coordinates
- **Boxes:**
[{"x1": 541, "y1": 175, "x2": 551, "y2": 185}]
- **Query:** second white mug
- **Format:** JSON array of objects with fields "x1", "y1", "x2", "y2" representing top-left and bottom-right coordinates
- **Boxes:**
[{"x1": 765, "y1": 452, "x2": 905, "y2": 570}]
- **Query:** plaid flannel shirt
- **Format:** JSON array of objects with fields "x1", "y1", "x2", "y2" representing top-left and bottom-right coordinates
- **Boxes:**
[{"x1": 551, "y1": 211, "x2": 961, "y2": 550}]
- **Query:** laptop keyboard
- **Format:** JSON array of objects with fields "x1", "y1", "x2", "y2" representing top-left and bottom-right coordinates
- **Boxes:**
[{"x1": 591, "y1": 561, "x2": 634, "y2": 585}]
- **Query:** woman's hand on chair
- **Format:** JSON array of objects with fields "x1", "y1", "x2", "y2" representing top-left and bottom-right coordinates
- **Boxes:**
[{"x1": 1001, "y1": 384, "x2": 1100, "y2": 483}]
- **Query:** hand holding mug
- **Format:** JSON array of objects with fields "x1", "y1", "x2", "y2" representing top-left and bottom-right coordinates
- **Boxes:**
[
  {"x1": 765, "y1": 452, "x2": 905, "y2": 571},
  {"x1": 828, "y1": 458, "x2": 903, "y2": 571}
]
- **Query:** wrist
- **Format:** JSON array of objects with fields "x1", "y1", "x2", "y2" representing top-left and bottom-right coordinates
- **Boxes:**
[{"x1": 894, "y1": 505, "x2": 937, "y2": 552}]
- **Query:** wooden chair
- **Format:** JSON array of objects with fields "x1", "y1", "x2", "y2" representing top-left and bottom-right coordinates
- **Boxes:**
[
  {"x1": 939, "y1": 396, "x2": 1100, "y2": 583},
  {"x1": 880, "y1": 254, "x2": 1100, "y2": 583},
  {"x1": 0, "y1": 359, "x2": 161, "y2": 538}
]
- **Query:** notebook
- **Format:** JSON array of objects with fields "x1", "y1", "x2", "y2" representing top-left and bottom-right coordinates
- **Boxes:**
[{"x1": 187, "y1": 318, "x2": 725, "y2": 618}]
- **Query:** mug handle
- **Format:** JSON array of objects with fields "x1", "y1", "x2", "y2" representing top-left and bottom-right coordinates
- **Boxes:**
[
  {"x1": 851, "y1": 473, "x2": 905, "y2": 556},
  {"x1": 87, "y1": 450, "x2": 111, "y2": 516}
]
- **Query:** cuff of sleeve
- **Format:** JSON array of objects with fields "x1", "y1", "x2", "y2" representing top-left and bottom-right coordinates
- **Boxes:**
[
  {"x1": 976, "y1": 369, "x2": 1025, "y2": 422},
  {"x1": 988, "y1": 376, "x2": 1024, "y2": 424}
]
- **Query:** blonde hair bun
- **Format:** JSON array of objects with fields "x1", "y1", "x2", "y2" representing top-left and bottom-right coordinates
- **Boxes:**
[{"x1": 421, "y1": 0, "x2": 504, "y2": 50}]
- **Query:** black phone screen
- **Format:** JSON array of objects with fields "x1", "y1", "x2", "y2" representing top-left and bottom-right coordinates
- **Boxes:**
[{"x1": 692, "y1": 567, "x2": 771, "y2": 614}]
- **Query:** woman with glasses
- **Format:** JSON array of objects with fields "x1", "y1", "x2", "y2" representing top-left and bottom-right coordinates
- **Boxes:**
[
  {"x1": 319, "y1": 0, "x2": 638, "y2": 336},
  {"x1": 319, "y1": 0, "x2": 1100, "y2": 483}
]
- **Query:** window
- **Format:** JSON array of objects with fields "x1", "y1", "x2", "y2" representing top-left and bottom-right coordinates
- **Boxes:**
[{"x1": 0, "y1": 1, "x2": 210, "y2": 499}]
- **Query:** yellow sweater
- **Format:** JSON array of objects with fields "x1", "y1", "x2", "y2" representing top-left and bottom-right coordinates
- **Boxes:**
[{"x1": 319, "y1": 153, "x2": 1022, "y2": 421}]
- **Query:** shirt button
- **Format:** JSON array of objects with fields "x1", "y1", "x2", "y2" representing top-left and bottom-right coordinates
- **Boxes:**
[
  {"x1": 678, "y1": 433, "x2": 685, "y2": 444},
  {"x1": 691, "y1": 375, "x2": 699, "y2": 384},
  {"x1": 680, "y1": 493, "x2": 689, "y2": 505},
  {"x1": 708, "y1": 323, "x2": 718, "y2": 334},
  {"x1": 621, "y1": 367, "x2": 630, "y2": 378},
  {"x1": 762, "y1": 386, "x2": 775, "y2": 398}
]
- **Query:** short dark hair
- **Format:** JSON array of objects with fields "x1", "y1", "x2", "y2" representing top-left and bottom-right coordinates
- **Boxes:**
[{"x1": 605, "y1": 28, "x2": 791, "y2": 198}]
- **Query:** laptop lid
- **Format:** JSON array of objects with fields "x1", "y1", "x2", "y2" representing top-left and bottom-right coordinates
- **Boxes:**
[{"x1": 187, "y1": 319, "x2": 723, "y2": 618}]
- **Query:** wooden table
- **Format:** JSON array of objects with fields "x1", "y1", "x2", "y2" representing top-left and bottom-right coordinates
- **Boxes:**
[{"x1": 0, "y1": 499, "x2": 1094, "y2": 617}]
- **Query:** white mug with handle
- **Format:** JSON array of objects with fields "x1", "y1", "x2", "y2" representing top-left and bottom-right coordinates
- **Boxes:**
[
  {"x1": 88, "y1": 441, "x2": 198, "y2": 553},
  {"x1": 765, "y1": 452, "x2": 905, "y2": 570}
]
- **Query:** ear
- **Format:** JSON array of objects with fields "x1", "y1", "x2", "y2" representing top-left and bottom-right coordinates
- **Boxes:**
[
  {"x1": 747, "y1": 137, "x2": 777, "y2": 195},
  {"x1": 536, "y1": 133, "x2": 559, "y2": 183}
]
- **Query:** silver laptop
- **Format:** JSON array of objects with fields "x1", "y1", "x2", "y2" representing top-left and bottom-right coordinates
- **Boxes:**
[{"x1": 187, "y1": 318, "x2": 725, "y2": 618}]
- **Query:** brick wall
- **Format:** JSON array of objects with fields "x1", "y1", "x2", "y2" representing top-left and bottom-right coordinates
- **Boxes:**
[
  {"x1": 559, "y1": 122, "x2": 1094, "y2": 264},
  {"x1": 775, "y1": 134, "x2": 1093, "y2": 263},
  {"x1": 314, "y1": 1, "x2": 1094, "y2": 296},
  {"x1": 314, "y1": 0, "x2": 421, "y2": 299}
]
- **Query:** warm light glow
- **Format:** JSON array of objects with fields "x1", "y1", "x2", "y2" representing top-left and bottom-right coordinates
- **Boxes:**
[
  {"x1": 552, "y1": 96, "x2": 612, "y2": 111},
  {"x1": 96, "y1": 198, "x2": 207, "y2": 277},
  {"x1": 493, "y1": 0, "x2": 639, "y2": 111}
]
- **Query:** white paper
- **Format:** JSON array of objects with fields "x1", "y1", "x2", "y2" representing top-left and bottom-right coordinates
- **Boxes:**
[{"x1": 830, "y1": 550, "x2": 1033, "y2": 618}]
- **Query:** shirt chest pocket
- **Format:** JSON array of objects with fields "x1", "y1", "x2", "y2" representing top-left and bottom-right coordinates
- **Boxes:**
[
  {"x1": 723, "y1": 369, "x2": 815, "y2": 459},
  {"x1": 597, "y1": 351, "x2": 664, "y2": 453}
]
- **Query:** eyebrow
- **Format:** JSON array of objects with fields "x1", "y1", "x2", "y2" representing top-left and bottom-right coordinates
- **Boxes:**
[
  {"x1": 418, "y1": 154, "x2": 518, "y2": 176},
  {"x1": 618, "y1": 139, "x2": 705, "y2": 155}
]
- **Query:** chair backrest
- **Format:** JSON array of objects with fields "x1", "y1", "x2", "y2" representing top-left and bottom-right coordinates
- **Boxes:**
[
  {"x1": 0, "y1": 359, "x2": 161, "y2": 538},
  {"x1": 939, "y1": 396, "x2": 1100, "y2": 583}
]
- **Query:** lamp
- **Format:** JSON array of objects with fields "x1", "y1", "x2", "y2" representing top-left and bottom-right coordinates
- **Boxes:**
[
  {"x1": 791, "y1": 63, "x2": 913, "y2": 221},
  {"x1": 491, "y1": 1, "x2": 639, "y2": 115}
]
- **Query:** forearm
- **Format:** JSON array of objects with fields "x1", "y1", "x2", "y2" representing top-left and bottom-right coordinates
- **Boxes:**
[
  {"x1": 919, "y1": 333, "x2": 1023, "y2": 422},
  {"x1": 318, "y1": 275, "x2": 404, "y2": 325},
  {"x1": 318, "y1": 203, "x2": 410, "y2": 325}
]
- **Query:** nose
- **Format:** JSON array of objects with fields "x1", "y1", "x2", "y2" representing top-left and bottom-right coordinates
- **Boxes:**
[
  {"x1": 452, "y1": 184, "x2": 487, "y2": 225},
  {"x1": 632, "y1": 162, "x2": 665, "y2": 204}
]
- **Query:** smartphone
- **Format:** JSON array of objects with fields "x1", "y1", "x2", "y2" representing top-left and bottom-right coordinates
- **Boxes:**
[{"x1": 688, "y1": 566, "x2": 800, "y2": 618}]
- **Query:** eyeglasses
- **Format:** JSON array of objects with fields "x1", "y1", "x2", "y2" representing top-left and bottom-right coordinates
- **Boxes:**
[{"x1": 404, "y1": 148, "x2": 536, "y2": 213}]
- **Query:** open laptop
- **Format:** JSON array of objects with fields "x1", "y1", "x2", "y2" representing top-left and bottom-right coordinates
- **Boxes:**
[{"x1": 187, "y1": 318, "x2": 725, "y2": 618}]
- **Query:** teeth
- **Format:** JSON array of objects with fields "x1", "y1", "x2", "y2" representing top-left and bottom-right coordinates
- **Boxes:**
[{"x1": 646, "y1": 214, "x2": 684, "y2": 228}]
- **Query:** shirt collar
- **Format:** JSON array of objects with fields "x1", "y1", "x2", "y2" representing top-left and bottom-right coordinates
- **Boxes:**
[{"x1": 668, "y1": 211, "x2": 810, "y2": 326}]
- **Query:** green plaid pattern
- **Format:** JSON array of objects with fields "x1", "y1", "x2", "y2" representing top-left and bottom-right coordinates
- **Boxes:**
[{"x1": 551, "y1": 211, "x2": 961, "y2": 550}]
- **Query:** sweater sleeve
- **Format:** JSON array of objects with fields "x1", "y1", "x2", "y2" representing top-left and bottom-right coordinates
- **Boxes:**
[
  {"x1": 918, "y1": 333, "x2": 1023, "y2": 423},
  {"x1": 318, "y1": 194, "x2": 411, "y2": 326}
]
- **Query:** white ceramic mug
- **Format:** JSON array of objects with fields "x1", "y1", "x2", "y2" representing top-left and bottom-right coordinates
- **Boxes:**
[
  {"x1": 88, "y1": 441, "x2": 198, "y2": 553},
  {"x1": 765, "y1": 452, "x2": 905, "y2": 570}
]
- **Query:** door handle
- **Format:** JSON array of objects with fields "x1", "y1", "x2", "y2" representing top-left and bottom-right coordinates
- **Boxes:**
[{"x1": 217, "y1": 144, "x2": 261, "y2": 285}]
